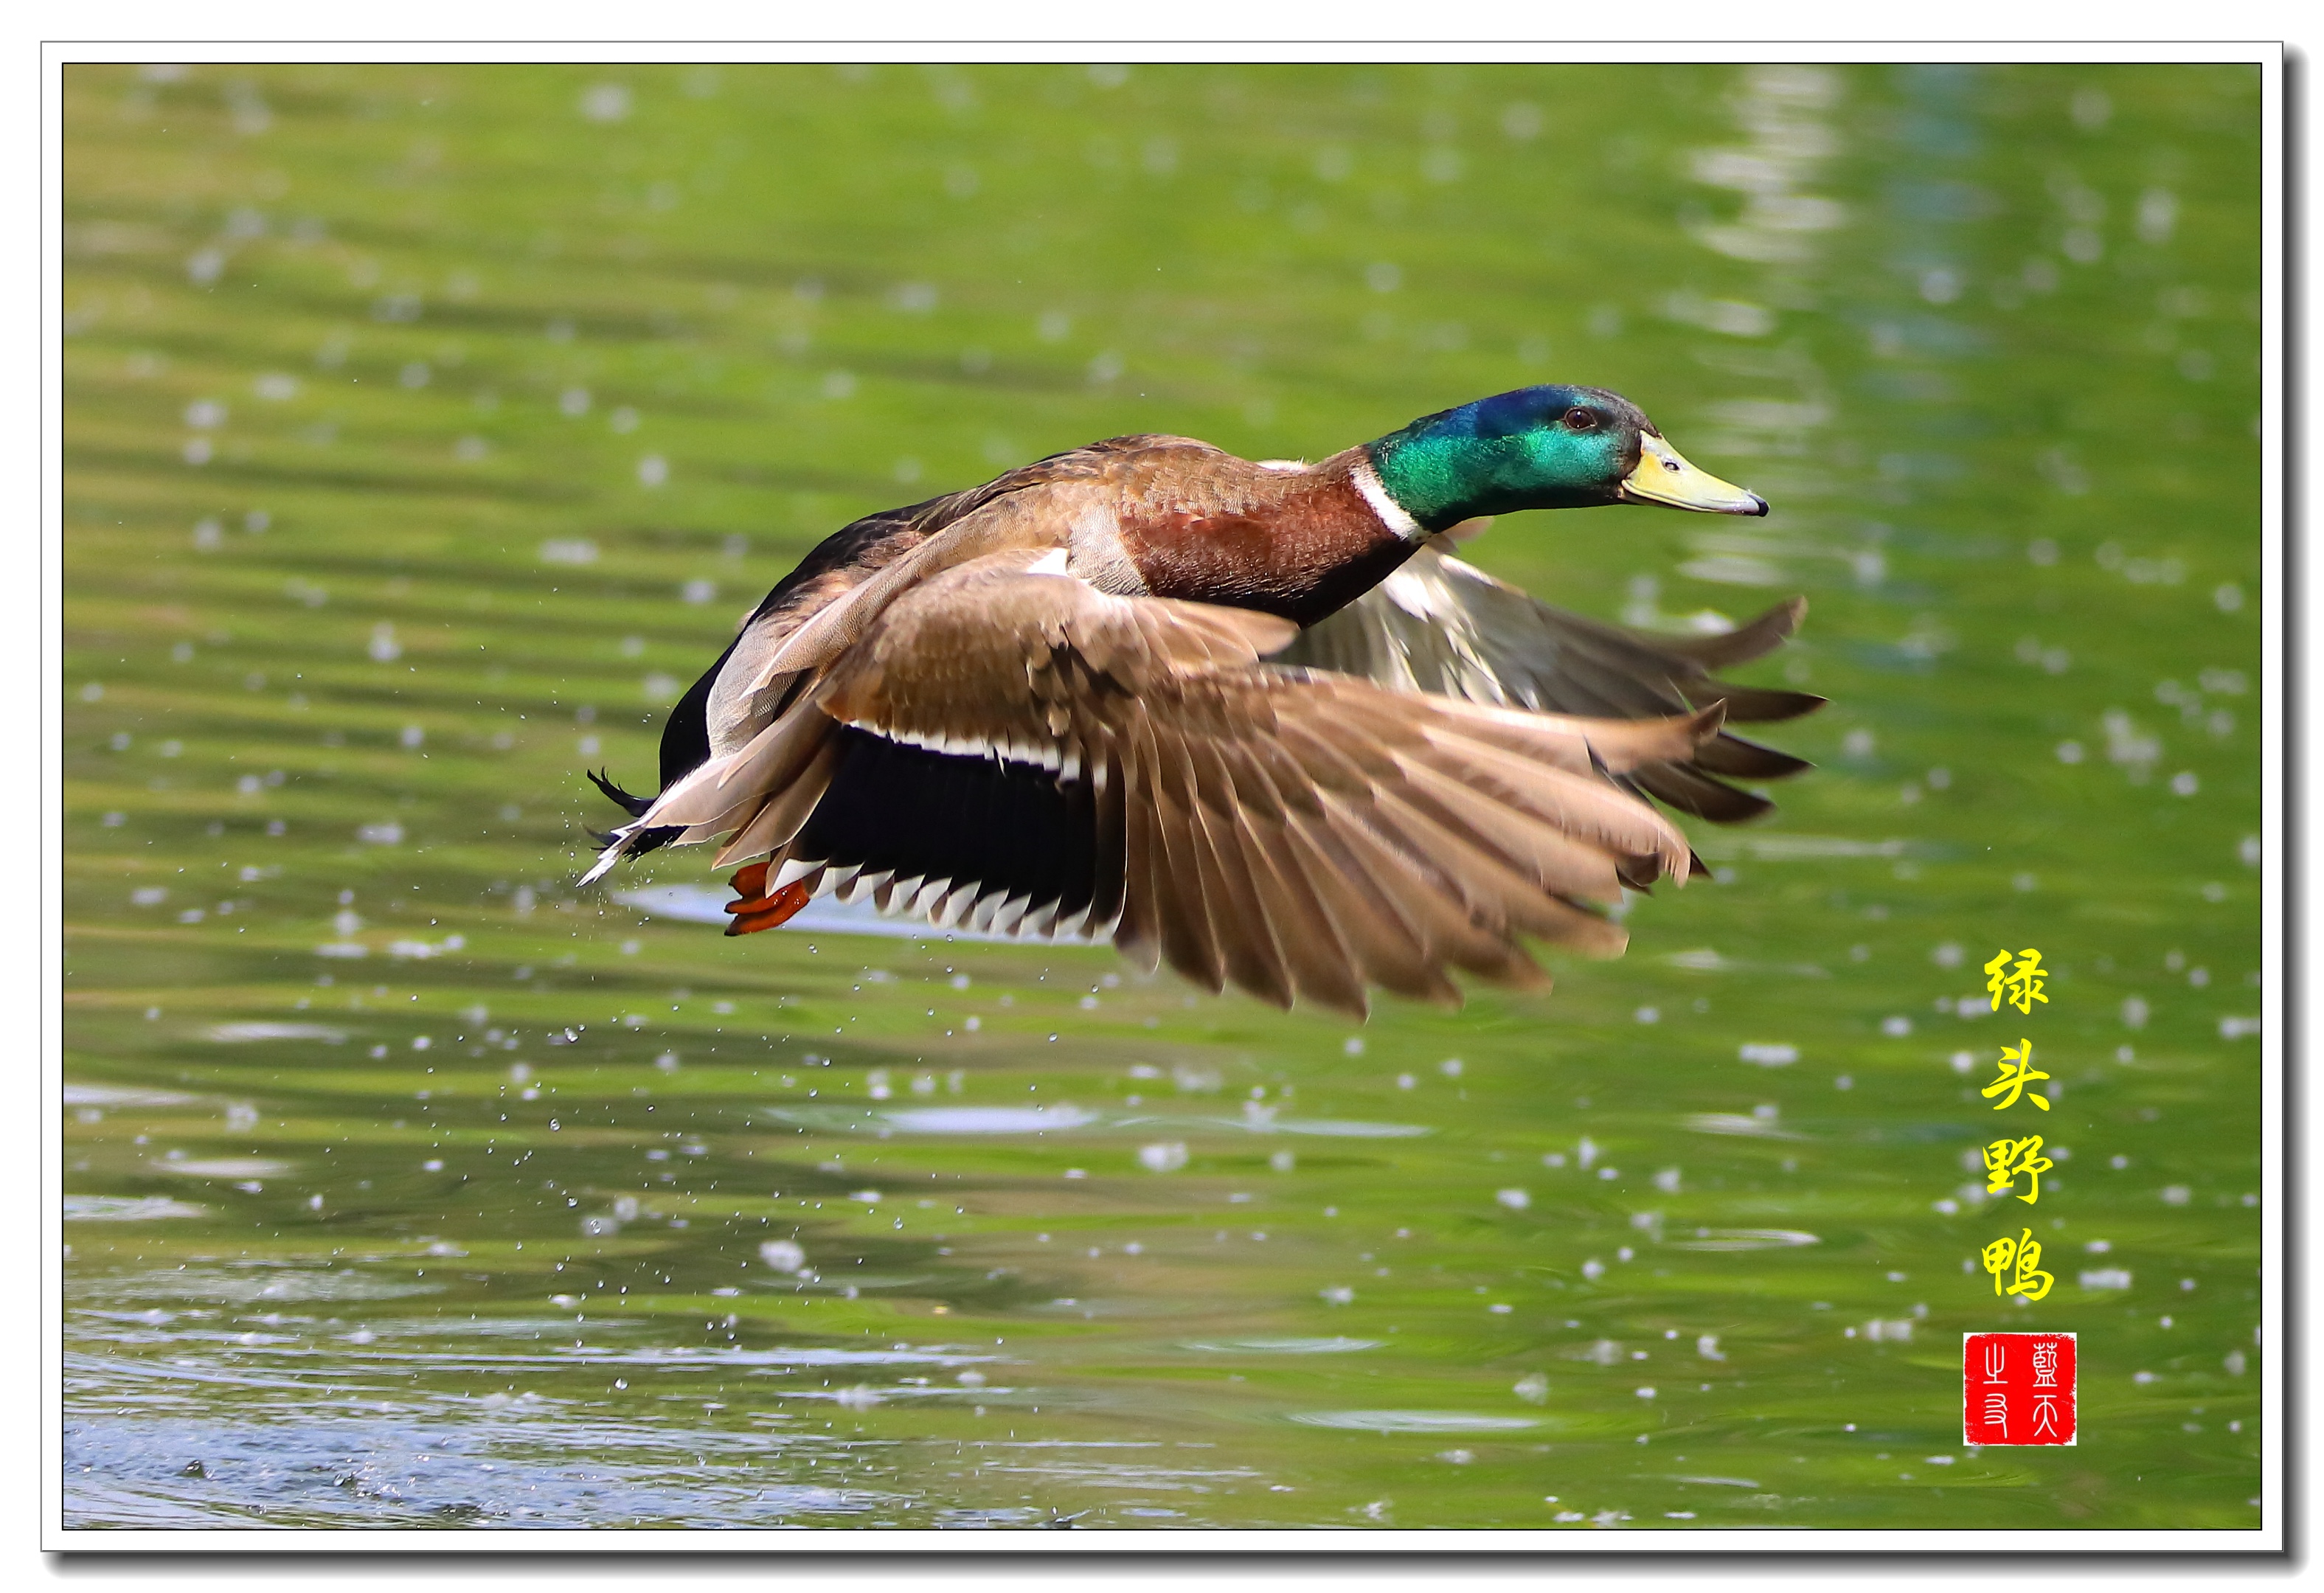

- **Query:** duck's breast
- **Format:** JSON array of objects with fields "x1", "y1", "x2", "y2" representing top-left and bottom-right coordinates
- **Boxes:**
[{"x1": 1075, "y1": 455, "x2": 1421, "y2": 626}]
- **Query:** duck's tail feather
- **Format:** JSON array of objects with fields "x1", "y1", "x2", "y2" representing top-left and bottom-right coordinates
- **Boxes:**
[
  {"x1": 589, "y1": 768, "x2": 654, "y2": 817},
  {"x1": 578, "y1": 770, "x2": 686, "y2": 882},
  {"x1": 577, "y1": 829, "x2": 636, "y2": 886}
]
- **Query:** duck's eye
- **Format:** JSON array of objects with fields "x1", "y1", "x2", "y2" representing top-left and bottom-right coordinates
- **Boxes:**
[{"x1": 1563, "y1": 406, "x2": 1599, "y2": 431}]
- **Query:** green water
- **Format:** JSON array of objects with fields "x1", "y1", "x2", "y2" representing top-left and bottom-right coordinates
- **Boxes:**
[{"x1": 61, "y1": 61, "x2": 2266, "y2": 1531}]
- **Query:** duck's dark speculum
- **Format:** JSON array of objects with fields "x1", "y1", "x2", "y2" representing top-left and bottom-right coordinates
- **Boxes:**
[{"x1": 791, "y1": 726, "x2": 1104, "y2": 930}]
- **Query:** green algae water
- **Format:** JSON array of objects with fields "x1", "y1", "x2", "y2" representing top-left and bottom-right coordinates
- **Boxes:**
[{"x1": 60, "y1": 61, "x2": 2266, "y2": 1531}]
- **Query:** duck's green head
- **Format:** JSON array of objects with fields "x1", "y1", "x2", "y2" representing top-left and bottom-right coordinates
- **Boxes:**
[{"x1": 1365, "y1": 384, "x2": 1769, "y2": 532}]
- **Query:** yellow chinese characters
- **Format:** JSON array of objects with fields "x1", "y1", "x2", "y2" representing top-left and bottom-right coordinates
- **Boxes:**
[
  {"x1": 1963, "y1": 948, "x2": 2067, "y2": 1309},
  {"x1": 1982, "y1": 1039, "x2": 2051, "y2": 1111},
  {"x1": 1985, "y1": 948, "x2": 2049, "y2": 1016},
  {"x1": 1980, "y1": 1227, "x2": 2054, "y2": 1301},
  {"x1": 1983, "y1": 1134, "x2": 2053, "y2": 1204}
]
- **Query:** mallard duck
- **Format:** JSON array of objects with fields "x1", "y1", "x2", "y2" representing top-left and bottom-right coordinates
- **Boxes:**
[{"x1": 583, "y1": 385, "x2": 1820, "y2": 1016}]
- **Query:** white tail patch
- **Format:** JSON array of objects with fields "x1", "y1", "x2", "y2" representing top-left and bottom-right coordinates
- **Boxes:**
[{"x1": 577, "y1": 841, "x2": 631, "y2": 886}]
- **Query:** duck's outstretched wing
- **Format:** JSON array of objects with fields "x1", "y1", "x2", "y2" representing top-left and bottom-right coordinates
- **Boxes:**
[
  {"x1": 597, "y1": 547, "x2": 1726, "y2": 1018},
  {"x1": 1274, "y1": 543, "x2": 1822, "y2": 822}
]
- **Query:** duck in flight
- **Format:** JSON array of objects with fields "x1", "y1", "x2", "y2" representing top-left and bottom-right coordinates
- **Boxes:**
[{"x1": 582, "y1": 385, "x2": 1820, "y2": 1017}]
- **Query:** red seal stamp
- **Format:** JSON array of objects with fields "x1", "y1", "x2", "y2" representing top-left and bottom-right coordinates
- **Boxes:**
[{"x1": 1963, "y1": 1331, "x2": 2077, "y2": 1446}]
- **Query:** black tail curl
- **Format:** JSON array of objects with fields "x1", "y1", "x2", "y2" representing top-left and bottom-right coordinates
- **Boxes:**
[
  {"x1": 586, "y1": 767, "x2": 684, "y2": 858},
  {"x1": 589, "y1": 768, "x2": 653, "y2": 817}
]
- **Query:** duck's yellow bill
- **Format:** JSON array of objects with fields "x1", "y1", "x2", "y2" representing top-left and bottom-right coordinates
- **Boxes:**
[{"x1": 1620, "y1": 434, "x2": 1769, "y2": 516}]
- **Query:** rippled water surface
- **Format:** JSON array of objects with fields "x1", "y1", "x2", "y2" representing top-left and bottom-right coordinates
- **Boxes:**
[{"x1": 60, "y1": 62, "x2": 2266, "y2": 1531}]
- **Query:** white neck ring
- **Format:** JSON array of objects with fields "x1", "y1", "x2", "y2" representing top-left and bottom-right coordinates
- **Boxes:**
[{"x1": 1350, "y1": 454, "x2": 1427, "y2": 542}]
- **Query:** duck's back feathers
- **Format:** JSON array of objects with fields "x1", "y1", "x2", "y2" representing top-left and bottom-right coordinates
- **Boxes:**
[
  {"x1": 642, "y1": 435, "x2": 1231, "y2": 803},
  {"x1": 1274, "y1": 544, "x2": 1821, "y2": 823}
]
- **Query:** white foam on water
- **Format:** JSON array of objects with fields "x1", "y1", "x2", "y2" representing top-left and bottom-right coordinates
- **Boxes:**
[
  {"x1": 1665, "y1": 1228, "x2": 1821, "y2": 1252},
  {"x1": 149, "y1": 1158, "x2": 291, "y2": 1179},
  {"x1": 64, "y1": 1196, "x2": 207, "y2": 1221},
  {"x1": 79, "y1": 1267, "x2": 442, "y2": 1306},
  {"x1": 1683, "y1": 1113, "x2": 1805, "y2": 1140},
  {"x1": 63, "y1": 1085, "x2": 200, "y2": 1108},
  {"x1": 207, "y1": 1022, "x2": 347, "y2": 1044}
]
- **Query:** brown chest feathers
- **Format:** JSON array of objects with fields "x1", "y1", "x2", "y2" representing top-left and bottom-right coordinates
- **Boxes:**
[{"x1": 1069, "y1": 447, "x2": 1420, "y2": 626}]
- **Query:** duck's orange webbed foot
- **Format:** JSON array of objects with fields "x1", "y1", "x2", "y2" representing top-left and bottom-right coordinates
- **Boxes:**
[{"x1": 723, "y1": 859, "x2": 814, "y2": 936}]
